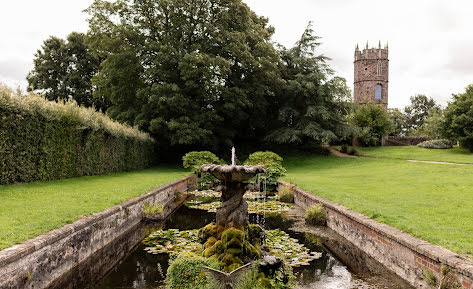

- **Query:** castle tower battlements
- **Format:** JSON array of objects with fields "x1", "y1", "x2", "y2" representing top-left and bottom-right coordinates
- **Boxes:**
[{"x1": 354, "y1": 41, "x2": 389, "y2": 109}]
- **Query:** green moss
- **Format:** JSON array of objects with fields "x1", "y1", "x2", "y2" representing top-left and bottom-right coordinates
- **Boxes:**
[
  {"x1": 166, "y1": 252, "x2": 219, "y2": 289},
  {"x1": 198, "y1": 223, "x2": 224, "y2": 243}
]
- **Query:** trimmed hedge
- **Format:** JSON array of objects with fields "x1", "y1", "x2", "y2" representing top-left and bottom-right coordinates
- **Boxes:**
[{"x1": 0, "y1": 85, "x2": 155, "y2": 184}]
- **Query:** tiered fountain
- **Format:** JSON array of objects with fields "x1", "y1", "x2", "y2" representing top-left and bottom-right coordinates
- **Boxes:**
[{"x1": 201, "y1": 147, "x2": 266, "y2": 229}]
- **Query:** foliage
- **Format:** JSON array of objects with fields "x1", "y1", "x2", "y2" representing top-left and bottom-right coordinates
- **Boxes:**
[
  {"x1": 143, "y1": 202, "x2": 164, "y2": 216},
  {"x1": 27, "y1": 32, "x2": 104, "y2": 110},
  {"x1": 187, "y1": 200, "x2": 294, "y2": 214},
  {"x1": 0, "y1": 85, "x2": 154, "y2": 184},
  {"x1": 245, "y1": 151, "x2": 283, "y2": 165},
  {"x1": 143, "y1": 229, "x2": 201, "y2": 255},
  {"x1": 305, "y1": 204, "x2": 326, "y2": 224},
  {"x1": 412, "y1": 107, "x2": 445, "y2": 139},
  {"x1": 417, "y1": 139, "x2": 453, "y2": 149},
  {"x1": 0, "y1": 166, "x2": 187, "y2": 250},
  {"x1": 277, "y1": 185, "x2": 294, "y2": 203},
  {"x1": 166, "y1": 252, "x2": 219, "y2": 289},
  {"x1": 351, "y1": 101, "x2": 393, "y2": 146},
  {"x1": 265, "y1": 23, "x2": 354, "y2": 146},
  {"x1": 182, "y1": 151, "x2": 222, "y2": 188},
  {"x1": 283, "y1": 153, "x2": 473, "y2": 254},
  {"x1": 86, "y1": 0, "x2": 281, "y2": 155},
  {"x1": 340, "y1": 144, "x2": 357, "y2": 155},
  {"x1": 182, "y1": 151, "x2": 221, "y2": 174},
  {"x1": 388, "y1": 108, "x2": 407, "y2": 136},
  {"x1": 245, "y1": 151, "x2": 286, "y2": 189},
  {"x1": 265, "y1": 229, "x2": 321, "y2": 267},
  {"x1": 404, "y1": 94, "x2": 438, "y2": 134},
  {"x1": 442, "y1": 84, "x2": 473, "y2": 152}
]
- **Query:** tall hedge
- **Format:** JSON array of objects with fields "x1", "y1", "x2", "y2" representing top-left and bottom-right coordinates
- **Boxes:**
[{"x1": 0, "y1": 85, "x2": 155, "y2": 184}]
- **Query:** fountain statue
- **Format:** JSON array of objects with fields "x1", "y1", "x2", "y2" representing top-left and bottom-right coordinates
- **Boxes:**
[{"x1": 201, "y1": 147, "x2": 265, "y2": 229}]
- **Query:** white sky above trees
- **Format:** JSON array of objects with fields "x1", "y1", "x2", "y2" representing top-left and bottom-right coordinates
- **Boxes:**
[{"x1": 1, "y1": 0, "x2": 473, "y2": 109}]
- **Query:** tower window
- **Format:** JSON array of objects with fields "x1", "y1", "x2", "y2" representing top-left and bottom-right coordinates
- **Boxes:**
[
  {"x1": 375, "y1": 84, "x2": 382, "y2": 99},
  {"x1": 377, "y1": 62, "x2": 382, "y2": 76}
]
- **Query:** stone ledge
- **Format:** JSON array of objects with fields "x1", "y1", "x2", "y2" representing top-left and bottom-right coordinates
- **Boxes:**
[
  {"x1": 0, "y1": 175, "x2": 194, "y2": 267},
  {"x1": 279, "y1": 180, "x2": 473, "y2": 280}
]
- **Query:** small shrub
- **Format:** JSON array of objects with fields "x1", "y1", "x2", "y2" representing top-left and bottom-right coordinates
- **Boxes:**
[
  {"x1": 424, "y1": 268, "x2": 437, "y2": 286},
  {"x1": 340, "y1": 144, "x2": 348, "y2": 154},
  {"x1": 182, "y1": 151, "x2": 222, "y2": 188},
  {"x1": 305, "y1": 204, "x2": 326, "y2": 226},
  {"x1": 182, "y1": 151, "x2": 221, "y2": 174},
  {"x1": 417, "y1": 139, "x2": 453, "y2": 149},
  {"x1": 245, "y1": 151, "x2": 286, "y2": 191},
  {"x1": 166, "y1": 252, "x2": 219, "y2": 289},
  {"x1": 278, "y1": 185, "x2": 294, "y2": 203},
  {"x1": 143, "y1": 202, "x2": 164, "y2": 216},
  {"x1": 347, "y1": 146, "x2": 357, "y2": 155}
]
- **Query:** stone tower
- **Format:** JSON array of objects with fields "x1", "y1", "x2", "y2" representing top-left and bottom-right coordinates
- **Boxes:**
[{"x1": 354, "y1": 41, "x2": 389, "y2": 109}]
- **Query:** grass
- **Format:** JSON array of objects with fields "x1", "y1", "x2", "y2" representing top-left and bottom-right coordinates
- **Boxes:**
[
  {"x1": 0, "y1": 167, "x2": 187, "y2": 250},
  {"x1": 283, "y1": 154, "x2": 473, "y2": 254},
  {"x1": 355, "y1": 145, "x2": 473, "y2": 164}
]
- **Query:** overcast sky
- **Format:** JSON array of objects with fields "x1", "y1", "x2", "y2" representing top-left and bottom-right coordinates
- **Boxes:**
[{"x1": 1, "y1": 0, "x2": 473, "y2": 109}]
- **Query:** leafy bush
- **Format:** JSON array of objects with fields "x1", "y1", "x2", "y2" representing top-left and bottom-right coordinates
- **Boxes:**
[
  {"x1": 166, "y1": 252, "x2": 219, "y2": 289},
  {"x1": 278, "y1": 185, "x2": 294, "y2": 203},
  {"x1": 0, "y1": 85, "x2": 154, "y2": 184},
  {"x1": 182, "y1": 151, "x2": 220, "y2": 174},
  {"x1": 182, "y1": 151, "x2": 223, "y2": 188},
  {"x1": 347, "y1": 146, "x2": 357, "y2": 155},
  {"x1": 442, "y1": 84, "x2": 473, "y2": 152},
  {"x1": 352, "y1": 101, "x2": 393, "y2": 146},
  {"x1": 417, "y1": 139, "x2": 453, "y2": 149},
  {"x1": 305, "y1": 204, "x2": 326, "y2": 225},
  {"x1": 245, "y1": 151, "x2": 286, "y2": 191}
]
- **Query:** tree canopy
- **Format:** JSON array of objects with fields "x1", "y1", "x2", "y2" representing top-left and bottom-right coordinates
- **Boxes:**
[
  {"x1": 27, "y1": 32, "x2": 104, "y2": 110},
  {"x1": 26, "y1": 0, "x2": 354, "y2": 158},
  {"x1": 442, "y1": 84, "x2": 473, "y2": 151},
  {"x1": 265, "y1": 23, "x2": 354, "y2": 145},
  {"x1": 86, "y1": 0, "x2": 282, "y2": 154}
]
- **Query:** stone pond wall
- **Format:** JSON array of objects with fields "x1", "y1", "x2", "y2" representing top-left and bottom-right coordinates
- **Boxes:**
[
  {"x1": 0, "y1": 175, "x2": 197, "y2": 289},
  {"x1": 279, "y1": 180, "x2": 473, "y2": 289}
]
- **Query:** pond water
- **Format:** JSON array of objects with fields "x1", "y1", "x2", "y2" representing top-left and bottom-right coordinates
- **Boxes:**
[{"x1": 90, "y1": 205, "x2": 413, "y2": 289}]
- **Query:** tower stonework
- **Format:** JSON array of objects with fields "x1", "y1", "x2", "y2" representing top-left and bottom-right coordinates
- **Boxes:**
[{"x1": 354, "y1": 42, "x2": 389, "y2": 109}]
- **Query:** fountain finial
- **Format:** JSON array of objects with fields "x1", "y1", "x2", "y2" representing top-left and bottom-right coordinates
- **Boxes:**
[{"x1": 231, "y1": 147, "x2": 236, "y2": 166}]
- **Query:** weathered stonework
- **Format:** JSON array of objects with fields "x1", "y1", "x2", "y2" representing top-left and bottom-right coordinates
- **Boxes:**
[
  {"x1": 279, "y1": 180, "x2": 473, "y2": 289},
  {"x1": 354, "y1": 43, "x2": 389, "y2": 110},
  {"x1": 0, "y1": 175, "x2": 197, "y2": 289}
]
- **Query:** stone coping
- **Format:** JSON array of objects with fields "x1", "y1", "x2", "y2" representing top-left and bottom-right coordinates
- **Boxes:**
[
  {"x1": 279, "y1": 180, "x2": 473, "y2": 279},
  {"x1": 0, "y1": 175, "x2": 194, "y2": 267}
]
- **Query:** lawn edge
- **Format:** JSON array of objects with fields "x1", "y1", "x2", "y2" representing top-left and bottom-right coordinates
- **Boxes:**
[{"x1": 0, "y1": 174, "x2": 196, "y2": 266}]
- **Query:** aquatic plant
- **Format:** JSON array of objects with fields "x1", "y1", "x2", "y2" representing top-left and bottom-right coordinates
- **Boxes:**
[
  {"x1": 187, "y1": 200, "x2": 294, "y2": 214},
  {"x1": 265, "y1": 229, "x2": 322, "y2": 267}
]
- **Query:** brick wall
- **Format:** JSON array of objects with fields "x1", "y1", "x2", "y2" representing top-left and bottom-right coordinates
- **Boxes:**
[
  {"x1": 280, "y1": 180, "x2": 473, "y2": 288},
  {"x1": 0, "y1": 175, "x2": 197, "y2": 289}
]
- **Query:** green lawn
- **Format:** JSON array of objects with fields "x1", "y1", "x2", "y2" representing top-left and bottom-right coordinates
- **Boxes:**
[
  {"x1": 283, "y1": 154, "x2": 473, "y2": 255},
  {"x1": 355, "y1": 145, "x2": 473, "y2": 164},
  {"x1": 0, "y1": 167, "x2": 187, "y2": 250}
]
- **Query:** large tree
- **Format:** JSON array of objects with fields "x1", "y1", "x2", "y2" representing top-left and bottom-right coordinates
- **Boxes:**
[
  {"x1": 265, "y1": 23, "x2": 353, "y2": 145},
  {"x1": 442, "y1": 85, "x2": 473, "y2": 151},
  {"x1": 404, "y1": 94, "x2": 438, "y2": 134},
  {"x1": 86, "y1": 0, "x2": 281, "y2": 154},
  {"x1": 27, "y1": 32, "x2": 104, "y2": 110}
]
